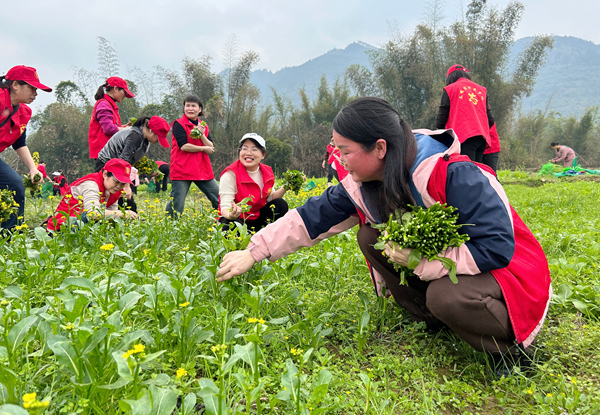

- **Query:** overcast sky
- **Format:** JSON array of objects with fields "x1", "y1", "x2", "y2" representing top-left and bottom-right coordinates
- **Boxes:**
[{"x1": 3, "y1": 0, "x2": 599, "y2": 113}]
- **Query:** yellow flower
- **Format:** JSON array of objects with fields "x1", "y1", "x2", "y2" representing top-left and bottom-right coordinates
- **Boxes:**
[
  {"x1": 100, "y1": 243, "x2": 115, "y2": 251},
  {"x1": 143, "y1": 248, "x2": 150, "y2": 255},
  {"x1": 0, "y1": 299, "x2": 9, "y2": 306},
  {"x1": 176, "y1": 368, "x2": 188, "y2": 378},
  {"x1": 23, "y1": 392, "x2": 36, "y2": 403},
  {"x1": 547, "y1": 393, "x2": 552, "y2": 397},
  {"x1": 248, "y1": 317, "x2": 258, "y2": 323},
  {"x1": 526, "y1": 389, "x2": 533, "y2": 394},
  {"x1": 133, "y1": 344, "x2": 145, "y2": 353},
  {"x1": 179, "y1": 302, "x2": 190, "y2": 307},
  {"x1": 290, "y1": 348, "x2": 303, "y2": 356},
  {"x1": 65, "y1": 322, "x2": 75, "y2": 330}
]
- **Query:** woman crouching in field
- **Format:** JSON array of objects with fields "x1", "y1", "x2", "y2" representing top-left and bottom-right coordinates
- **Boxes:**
[
  {"x1": 218, "y1": 133, "x2": 288, "y2": 231},
  {"x1": 47, "y1": 159, "x2": 138, "y2": 231},
  {"x1": 217, "y1": 97, "x2": 552, "y2": 375}
]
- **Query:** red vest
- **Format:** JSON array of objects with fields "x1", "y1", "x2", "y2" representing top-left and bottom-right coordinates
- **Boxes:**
[
  {"x1": 155, "y1": 160, "x2": 168, "y2": 167},
  {"x1": 427, "y1": 154, "x2": 551, "y2": 344},
  {"x1": 219, "y1": 160, "x2": 275, "y2": 222},
  {"x1": 484, "y1": 124, "x2": 501, "y2": 154},
  {"x1": 444, "y1": 78, "x2": 490, "y2": 144},
  {"x1": 47, "y1": 171, "x2": 121, "y2": 231},
  {"x1": 0, "y1": 88, "x2": 32, "y2": 153},
  {"x1": 170, "y1": 116, "x2": 214, "y2": 180},
  {"x1": 88, "y1": 95, "x2": 121, "y2": 158}
]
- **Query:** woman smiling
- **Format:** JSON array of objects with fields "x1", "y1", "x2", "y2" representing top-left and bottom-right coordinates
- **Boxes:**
[{"x1": 218, "y1": 133, "x2": 288, "y2": 231}]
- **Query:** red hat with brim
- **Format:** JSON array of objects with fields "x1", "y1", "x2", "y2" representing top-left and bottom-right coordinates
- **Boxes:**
[
  {"x1": 147, "y1": 116, "x2": 171, "y2": 148},
  {"x1": 5, "y1": 65, "x2": 52, "y2": 92},
  {"x1": 446, "y1": 64, "x2": 469, "y2": 78},
  {"x1": 103, "y1": 159, "x2": 133, "y2": 184},
  {"x1": 106, "y1": 76, "x2": 135, "y2": 98}
]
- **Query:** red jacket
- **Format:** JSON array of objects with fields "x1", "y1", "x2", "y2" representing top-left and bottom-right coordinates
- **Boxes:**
[
  {"x1": 484, "y1": 124, "x2": 501, "y2": 154},
  {"x1": 444, "y1": 78, "x2": 490, "y2": 144},
  {"x1": 219, "y1": 160, "x2": 275, "y2": 222},
  {"x1": 0, "y1": 88, "x2": 32, "y2": 153},
  {"x1": 48, "y1": 171, "x2": 121, "y2": 231},
  {"x1": 170, "y1": 116, "x2": 214, "y2": 180},
  {"x1": 427, "y1": 154, "x2": 551, "y2": 345},
  {"x1": 88, "y1": 95, "x2": 121, "y2": 159}
]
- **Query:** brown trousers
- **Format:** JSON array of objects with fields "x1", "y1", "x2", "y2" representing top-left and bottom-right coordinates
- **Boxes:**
[{"x1": 357, "y1": 224, "x2": 516, "y2": 354}]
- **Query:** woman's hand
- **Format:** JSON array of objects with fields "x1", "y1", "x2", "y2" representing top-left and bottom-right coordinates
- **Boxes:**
[
  {"x1": 29, "y1": 168, "x2": 42, "y2": 182},
  {"x1": 203, "y1": 146, "x2": 215, "y2": 155},
  {"x1": 225, "y1": 203, "x2": 242, "y2": 220},
  {"x1": 217, "y1": 250, "x2": 256, "y2": 282},
  {"x1": 124, "y1": 210, "x2": 138, "y2": 220},
  {"x1": 384, "y1": 242, "x2": 411, "y2": 267}
]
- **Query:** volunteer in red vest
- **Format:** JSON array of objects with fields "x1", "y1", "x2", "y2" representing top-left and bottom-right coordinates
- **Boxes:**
[
  {"x1": 47, "y1": 159, "x2": 138, "y2": 231},
  {"x1": 37, "y1": 161, "x2": 48, "y2": 181},
  {"x1": 52, "y1": 172, "x2": 69, "y2": 196},
  {"x1": 218, "y1": 98, "x2": 551, "y2": 377},
  {"x1": 88, "y1": 76, "x2": 135, "y2": 159},
  {"x1": 166, "y1": 94, "x2": 219, "y2": 217},
  {"x1": 436, "y1": 64, "x2": 495, "y2": 163},
  {"x1": 322, "y1": 137, "x2": 349, "y2": 186},
  {"x1": 218, "y1": 133, "x2": 288, "y2": 231},
  {"x1": 482, "y1": 124, "x2": 501, "y2": 172},
  {"x1": 0, "y1": 65, "x2": 52, "y2": 232}
]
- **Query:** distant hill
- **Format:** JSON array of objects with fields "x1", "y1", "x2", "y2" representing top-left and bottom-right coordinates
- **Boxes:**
[
  {"x1": 512, "y1": 36, "x2": 600, "y2": 117},
  {"x1": 250, "y1": 36, "x2": 599, "y2": 118},
  {"x1": 250, "y1": 41, "x2": 376, "y2": 107}
]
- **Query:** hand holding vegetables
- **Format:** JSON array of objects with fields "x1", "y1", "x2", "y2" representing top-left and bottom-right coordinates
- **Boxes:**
[{"x1": 372, "y1": 202, "x2": 470, "y2": 284}]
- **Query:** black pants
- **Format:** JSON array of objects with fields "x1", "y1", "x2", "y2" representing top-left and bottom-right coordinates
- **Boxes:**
[
  {"x1": 482, "y1": 152, "x2": 500, "y2": 173},
  {"x1": 460, "y1": 136, "x2": 487, "y2": 163},
  {"x1": 219, "y1": 198, "x2": 289, "y2": 232},
  {"x1": 357, "y1": 224, "x2": 517, "y2": 354},
  {"x1": 327, "y1": 164, "x2": 339, "y2": 183},
  {"x1": 157, "y1": 164, "x2": 169, "y2": 192}
]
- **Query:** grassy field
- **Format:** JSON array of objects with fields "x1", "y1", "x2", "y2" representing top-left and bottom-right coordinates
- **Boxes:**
[{"x1": 0, "y1": 172, "x2": 599, "y2": 414}]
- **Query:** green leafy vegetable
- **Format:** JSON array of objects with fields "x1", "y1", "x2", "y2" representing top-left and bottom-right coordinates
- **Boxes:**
[
  {"x1": 282, "y1": 170, "x2": 305, "y2": 194},
  {"x1": 372, "y1": 203, "x2": 470, "y2": 284}
]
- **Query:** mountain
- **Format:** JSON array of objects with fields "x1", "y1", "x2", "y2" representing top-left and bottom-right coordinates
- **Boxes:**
[
  {"x1": 512, "y1": 36, "x2": 600, "y2": 117},
  {"x1": 251, "y1": 36, "x2": 600, "y2": 118},
  {"x1": 250, "y1": 41, "x2": 376, "y2": 107}
]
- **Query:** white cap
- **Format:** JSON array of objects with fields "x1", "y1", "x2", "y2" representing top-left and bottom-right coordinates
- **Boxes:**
[{"x1": 239, "y1": 133, "x2": 266, "y2": 150}]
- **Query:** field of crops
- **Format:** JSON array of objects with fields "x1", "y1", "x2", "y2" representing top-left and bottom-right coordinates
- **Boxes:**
[{"x1": 1, "y1": 173, "x2": 599, "y2": 414}]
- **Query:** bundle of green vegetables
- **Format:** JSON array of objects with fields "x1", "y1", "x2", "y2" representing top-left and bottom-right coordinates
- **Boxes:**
[
  {"x1": 281, "y1": 170, "x2": 305, "y2": 194},
  {"x1": 372, "y1": 202, "x2": 470, "y2": 284}
]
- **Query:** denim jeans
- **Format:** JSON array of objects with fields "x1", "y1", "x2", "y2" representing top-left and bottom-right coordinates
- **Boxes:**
[
  {"x1": 166, "y1": 179, "x2": 219, "y2": 217},
  {"x1": 0, "y1": 158, "x2": 25, "y2": 231}
]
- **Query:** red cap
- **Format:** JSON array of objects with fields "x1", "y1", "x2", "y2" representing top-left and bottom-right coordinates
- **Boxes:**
[
  {"x1": 106, "y1": 76, "x2": 135, "y2": 98},
  {"x1": 147, "y1": 116, "x2": 171, "y2": 148},
  {"x1": 5, "y1": 66, "x2": 52, "y2": 92},
  {"x1": 103, "y1": 158, "x2": 133, "y2": 184},
  {"x1": 446, "y1": 64, "x2": 469, "y2": 78}
]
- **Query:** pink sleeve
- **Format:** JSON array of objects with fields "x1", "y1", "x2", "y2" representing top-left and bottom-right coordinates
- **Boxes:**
[
  {"x1": 94, "y1": 101, "x2": 119, "y2": 136},
  {"x1": 413, "y1": 244, "x2": 481, "y2": 281},
  {"x1": 248, "y1": 209, "x2": 359, "y2": 262}
]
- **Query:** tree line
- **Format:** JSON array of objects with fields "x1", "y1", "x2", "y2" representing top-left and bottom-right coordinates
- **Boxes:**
[{"x1": 4, "y1": 0, "x2": 596, "y2": 181}]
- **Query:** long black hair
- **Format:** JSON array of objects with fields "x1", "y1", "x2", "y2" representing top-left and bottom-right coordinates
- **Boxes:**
[{"x1": 332, "y1": 97, "x2": 417, "y2": 219}]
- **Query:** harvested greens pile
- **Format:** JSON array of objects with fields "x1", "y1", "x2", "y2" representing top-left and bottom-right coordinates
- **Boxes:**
[
  {"x1": 281, "y1": 170, "x2": 305, "y2": 194},
  {"x1": 372, "y1": 202, "x2": 470, "y2": 284}
]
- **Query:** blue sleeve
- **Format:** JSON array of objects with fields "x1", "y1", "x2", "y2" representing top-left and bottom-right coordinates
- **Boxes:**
[
  {"x1": 296, "y1": 184, "x2": 358, "y2": 239},
  {"x1": 446, "y1": 162, "x2": 514, "y2": 271},
  {"x1": 12, "y1": 129, "x2": 27, "y2": 150}
]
